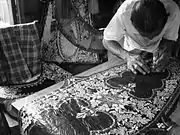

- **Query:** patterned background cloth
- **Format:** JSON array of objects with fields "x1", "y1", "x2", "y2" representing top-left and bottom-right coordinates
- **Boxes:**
[
  {"x1": 0, "y1": 21, "x2": 73, "y2": 100},
  {"x1": 0, "y1": 61, "x2": 72, "y2": 100},
  {"x1": 19, "y1": 59, "x2": 180, "y2": 135},
  {"x1": 41, "y1": 1, "x2": 102, "y2": 64},
  {"x1": 0, "y1": 22, "x2": 41, "y2": 85}
]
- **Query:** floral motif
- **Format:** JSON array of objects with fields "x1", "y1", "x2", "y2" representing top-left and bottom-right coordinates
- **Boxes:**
[
  {"x1": 20, "y1": 60, "x2": 180, "y2": 135},
  {"x1": 105, "y1": 69, "x2": 170, "y2": 99}
]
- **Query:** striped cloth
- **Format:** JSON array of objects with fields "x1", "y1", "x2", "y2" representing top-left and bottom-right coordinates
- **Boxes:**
[{"x1": 0, "y1": 22, "x2": 41, "y2": 84}]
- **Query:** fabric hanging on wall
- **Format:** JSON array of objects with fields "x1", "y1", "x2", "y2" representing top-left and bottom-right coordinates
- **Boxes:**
[
  {"x1": 41, "y1": 2, "x2": 65, "y2": 63},
  {"x1": 0, "y1": 61, "x2": 72, "y2": 99},
  {"x1": 41, "y1": 1, "x2": 100, "y2": 64},
  {"x1": 88, "y1": 0, "x2": 99, "y2": 15},
  {"x1": 0, "y1": 22, "x2": 41, "y2": 85},
  {"x1": 0, "y1": 0, "x2": 14, "y2": 24}
]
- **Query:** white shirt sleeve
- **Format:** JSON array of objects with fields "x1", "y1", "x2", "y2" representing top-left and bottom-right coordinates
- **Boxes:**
[
  {"x1": 163, "y1": 3, "x2": 180, "y2": 41},
  {"x1": 103, "y1": 11, "x2": 126, "y2": 42}
]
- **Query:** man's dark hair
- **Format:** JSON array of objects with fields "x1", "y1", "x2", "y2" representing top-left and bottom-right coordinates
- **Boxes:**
[{"x1": 131, "y1": 0, "x2": 169, "y2": 34}]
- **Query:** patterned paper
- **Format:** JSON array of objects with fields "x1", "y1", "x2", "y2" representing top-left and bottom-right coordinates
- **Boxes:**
[{"x1": 20, "y1": 59, "x2": 180, "y2": 135}]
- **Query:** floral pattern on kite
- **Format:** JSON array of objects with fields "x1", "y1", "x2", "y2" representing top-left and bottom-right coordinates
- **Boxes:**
[
  {"x1": 20, "y1": 60, "x2": 180, "y2": 135},
  {"x1": 105, "y1": 69, "x2": 170, "y2": 99}
]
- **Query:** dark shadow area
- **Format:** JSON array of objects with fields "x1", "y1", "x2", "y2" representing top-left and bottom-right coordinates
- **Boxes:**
[
  {"x1": 91, "y1": 0, "x2": 122, "y2": 29},
  {"x1": 60, "y1": 63, "x2": 99, "y2": 75}
]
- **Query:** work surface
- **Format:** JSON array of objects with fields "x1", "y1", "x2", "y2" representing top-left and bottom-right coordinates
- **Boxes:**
[
  {"x1": 12, "y1": 58, "x2": 180, "y2": 135},
  {"x1": 12, "y1": 59, "x2": 123, "y2": 110}
]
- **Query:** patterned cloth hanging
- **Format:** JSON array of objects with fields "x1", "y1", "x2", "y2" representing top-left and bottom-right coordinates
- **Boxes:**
[
  {"x1": 0, "y1": 22, "x2": 41, "y2": 85},
  {"x1": 41, "y1": 1, "x2": 101, "y2": 64},
  {"x1": 0, "y1": 21, "x2": 72, "y2": 99}
]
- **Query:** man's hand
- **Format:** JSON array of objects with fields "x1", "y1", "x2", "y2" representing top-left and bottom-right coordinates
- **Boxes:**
[
  {"x1": 126, "y1": 53, "x2": 150, "y2": 75},
  {"x1": 153, "y1": 39, "x2": 172, "y2": 72},
  {"x1": 153, "y1": 39, "x2": 178, "y2": 72},
  {"x1": 168, "y1": 125, "x2": 180, "y2": 135},
  {"x1": 153, "y1": 51, "x2": 171, "y2": 72}
]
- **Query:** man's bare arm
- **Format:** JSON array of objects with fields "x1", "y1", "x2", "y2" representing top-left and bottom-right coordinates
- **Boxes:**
[
  {"x1": 102, "y1": 39, "x2": 129, "y2": 60},
  {"x1": 153, "y1": 38, "x2": 176, "y2": 72},
  {"x1": 103, "y1": 39, "x2": 150, "y2": 74}
]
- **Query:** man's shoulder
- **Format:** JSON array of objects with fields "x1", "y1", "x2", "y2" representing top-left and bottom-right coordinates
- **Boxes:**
[{"x1": 161, "y1": 0, "x2": 180, "y2": 17}]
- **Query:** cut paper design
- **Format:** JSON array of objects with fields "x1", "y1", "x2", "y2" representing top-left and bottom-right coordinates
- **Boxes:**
[
  {"x1": 105, "y1": 69, "x2": 170, "y2": 99},
  {"x1": 20, "y1": 60, "x2": 180, "y2": 135}
]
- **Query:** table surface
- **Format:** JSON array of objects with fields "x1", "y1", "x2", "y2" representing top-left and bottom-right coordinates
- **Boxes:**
[{"x1": 12, "y1": 58, "x2": 125, "y2": 110}]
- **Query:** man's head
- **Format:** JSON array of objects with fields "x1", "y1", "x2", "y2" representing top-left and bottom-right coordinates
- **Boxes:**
[{"x1": 131, "y1": 0, "x2": 169, "y2": 39}]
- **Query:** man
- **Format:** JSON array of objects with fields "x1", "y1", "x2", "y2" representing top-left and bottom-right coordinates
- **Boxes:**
[
  {"x1": 103, "y1": 0, "x2": 180, "y2": 134},
  {"x1": 103, "y1": 0, "x2": 180, "y2": 74}
]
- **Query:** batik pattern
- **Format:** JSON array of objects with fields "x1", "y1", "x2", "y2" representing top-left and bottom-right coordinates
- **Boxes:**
[
  {"x1": 41, "y1": 1, "x2": 100, "y2": 64},
  {"x1": 19, "y1": 59, "x2": 180, "y2": 135}
]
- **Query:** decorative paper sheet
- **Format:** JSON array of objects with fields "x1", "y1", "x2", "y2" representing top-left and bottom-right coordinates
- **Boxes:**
[{"x1": 20, "y1": 60, "x2": 180, "y2": 135}]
